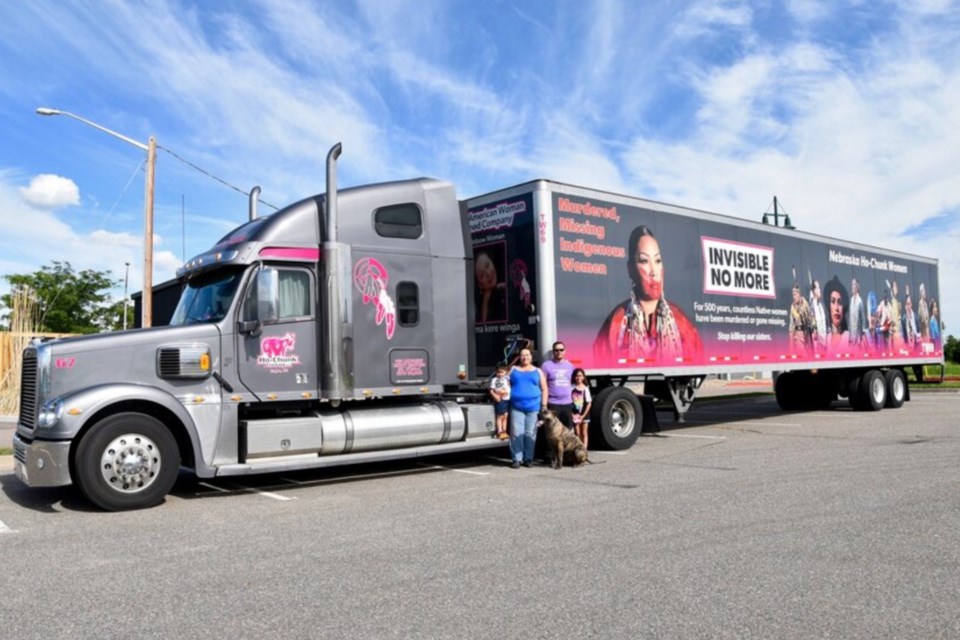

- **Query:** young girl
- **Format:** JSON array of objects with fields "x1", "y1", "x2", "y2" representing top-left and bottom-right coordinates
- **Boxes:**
[{"x1": 570, "y1": 368, "x2": 592, "y2": 450}]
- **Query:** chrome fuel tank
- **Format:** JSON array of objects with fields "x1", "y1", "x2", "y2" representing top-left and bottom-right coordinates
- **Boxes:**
[{"x1": 242, "y1": 400, "x2": 468, "y2": 459}]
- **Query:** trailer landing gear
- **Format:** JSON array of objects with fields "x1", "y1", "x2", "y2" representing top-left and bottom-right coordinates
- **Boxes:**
[{"x1": 645, "y1": 377, "x2": 704, "y2": 423}]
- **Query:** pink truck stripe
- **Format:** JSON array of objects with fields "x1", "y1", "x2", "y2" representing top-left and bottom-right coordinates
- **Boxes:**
[{"x1": 259, "y1": 247, "x2": 321, "y2": 260}]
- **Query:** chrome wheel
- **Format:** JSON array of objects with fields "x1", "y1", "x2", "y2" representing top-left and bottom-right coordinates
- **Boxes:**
[
  {"x1": 99, "y1": 433, "x2": 162, "y2": 493},
  {"x1": 870, "y1": 375, "x2": 886, "y2": 406},
  {"x1": 609, "y1": 399, "x2": 637, "y2": 438}
]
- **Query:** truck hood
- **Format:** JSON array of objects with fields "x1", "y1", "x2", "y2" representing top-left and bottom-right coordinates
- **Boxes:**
[{"x1": 38, "y1": 324, "x2": 223, "y2": 404}]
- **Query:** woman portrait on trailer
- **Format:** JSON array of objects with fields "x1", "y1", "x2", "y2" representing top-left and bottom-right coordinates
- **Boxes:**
[
  {"x1": 474, "y1": 245, "x2": 507, "y2": 324},
  {"x1": 594, "y1": 225, "x2": 701, "y2": 363},
  {"x1": 822, "y1": 276, "x2": 851, "y2": 352}
]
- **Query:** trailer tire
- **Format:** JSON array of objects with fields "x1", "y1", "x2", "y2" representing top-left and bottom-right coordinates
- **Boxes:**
[
  {"x1": 591, "y1": 387, "x2": 642, "y2": 450},
  {"x1": 74, "y1": 413, "x2": 180, "y2": 511},
  {"x1": 846, "y1": 375, "x2": 864, "y2": 410},
  {"x1": 856, "y1": 369, "x2": 886, "y2": 412},
  {"x1": 775, "y1": 373, "x2": 802, "y2": 410},
  {"x1": 811, "y1": 378, "x2": 837, "y2": 409},
  {"x1": 884, "y1": 369, "x2": 906, "y2": 409}
]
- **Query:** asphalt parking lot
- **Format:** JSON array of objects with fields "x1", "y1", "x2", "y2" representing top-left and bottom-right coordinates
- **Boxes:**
[{"x1": 1, "y1": 390, "x2": 958, "y2": 639}]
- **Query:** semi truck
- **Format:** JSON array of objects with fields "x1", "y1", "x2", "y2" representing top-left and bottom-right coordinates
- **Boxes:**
[{"x1": 13, "y1": 144, "x2": 943, "y2": 510}]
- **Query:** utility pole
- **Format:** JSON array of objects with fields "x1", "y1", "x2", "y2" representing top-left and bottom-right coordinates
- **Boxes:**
[
  {"x1": 123, "y1": 262, "x2": 130, "y2": 331},
  {"x1": 143, "y1": 136, "x2": 156, "y2": 327}
]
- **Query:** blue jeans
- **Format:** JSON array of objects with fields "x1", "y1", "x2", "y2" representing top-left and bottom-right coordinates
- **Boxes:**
[{"x1": 509, "y1": 407, "x2": 538, "y2": 463}]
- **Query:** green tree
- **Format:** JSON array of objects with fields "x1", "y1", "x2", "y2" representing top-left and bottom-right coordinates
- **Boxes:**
[
  {"x1": 944, "y1": 334, "x2": 959, "y2": 364},
  {"x1": 2, "y1": 261, "x2": 123, "y2": 333}
]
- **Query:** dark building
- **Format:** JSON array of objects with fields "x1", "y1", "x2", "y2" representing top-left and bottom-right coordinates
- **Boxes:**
[{"x1": 131, "y1": 277, "x2": 185, "y2": 328}]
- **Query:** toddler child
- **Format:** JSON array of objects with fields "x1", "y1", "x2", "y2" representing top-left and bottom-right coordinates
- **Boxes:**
[{"x1": 489, "y1": 362, "x2": 511, "y2": 440}]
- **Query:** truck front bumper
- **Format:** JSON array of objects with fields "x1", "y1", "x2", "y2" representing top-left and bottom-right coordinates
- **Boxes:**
[{"x1": 12, "y1": 433, "x2": 72, "y2": 487}]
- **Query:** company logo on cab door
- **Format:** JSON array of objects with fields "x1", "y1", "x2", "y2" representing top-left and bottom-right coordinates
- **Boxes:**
[
  {"x1": 257, "y1": 332, "x2": 300, "y2": 372},
  {"x1": 353, "y1": 257, "x2": 396, "y2": 339}
]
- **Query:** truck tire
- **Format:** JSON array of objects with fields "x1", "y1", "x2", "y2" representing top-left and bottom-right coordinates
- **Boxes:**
[
  {"x1": 74, "y1": 413, "x2": 180, "y2": 511},
  {"x1": 591, "y1": 387, "x2": 642, "y2": 450},
  {"x1": 856, "y1": 369, "x2": 886, "y2": 411},
  {"x1": 884, "y1": 369, "x2": 907, "y2": 408}
]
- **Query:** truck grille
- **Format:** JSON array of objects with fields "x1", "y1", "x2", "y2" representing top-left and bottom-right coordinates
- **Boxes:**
[{"x1": 19, "y1": 348, "x2": 37, "y2": 430}]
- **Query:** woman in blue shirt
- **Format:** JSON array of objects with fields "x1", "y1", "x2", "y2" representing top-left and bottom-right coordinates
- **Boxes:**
[{"x1": 508, "y1": 347, "x2": 548, "y2": 468}]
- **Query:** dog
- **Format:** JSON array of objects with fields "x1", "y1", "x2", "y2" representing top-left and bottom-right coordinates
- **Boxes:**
[{"x1": 539, "y1": 408, "x2": 589, "y2": 469}]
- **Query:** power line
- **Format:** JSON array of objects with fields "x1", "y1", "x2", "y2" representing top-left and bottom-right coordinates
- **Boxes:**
[
  {"x1": 156, "y1": 144, "x2": 280, "y2": 211},
  {"x1": 98, "y1": 158, "x2": 146, "y2": 228}
]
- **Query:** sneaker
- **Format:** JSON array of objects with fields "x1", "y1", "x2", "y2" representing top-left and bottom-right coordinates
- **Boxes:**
[
  {"x1": 498, "y1": 432, "x2": 509, "y2": 440},
  {"x1": 522, "y1": 461, "x2": 533, "y2": 468},
  {"x1": 511, "y1": 461, "x2": 521, "y2": 469}
]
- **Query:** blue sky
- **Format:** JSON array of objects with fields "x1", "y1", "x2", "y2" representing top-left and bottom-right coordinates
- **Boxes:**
[{"x1": 1, "y1": 0, "x2": 957, "y2": 329}]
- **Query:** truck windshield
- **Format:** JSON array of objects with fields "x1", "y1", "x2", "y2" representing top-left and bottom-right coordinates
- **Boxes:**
[{"x1": 170, "y1": 269, "x2": 244, "y2": 326}]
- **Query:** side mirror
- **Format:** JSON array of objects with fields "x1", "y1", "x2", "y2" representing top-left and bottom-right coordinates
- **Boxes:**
[{"x1": 238, "y1": 320, "x2": 262, "y2": 336}]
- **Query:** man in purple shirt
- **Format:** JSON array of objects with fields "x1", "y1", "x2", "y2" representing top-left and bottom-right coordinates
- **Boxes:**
[{"x1": 541, "y1": 340, "x2": 575, "y2": 429}]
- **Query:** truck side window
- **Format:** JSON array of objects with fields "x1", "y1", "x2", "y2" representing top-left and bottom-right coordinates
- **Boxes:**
[
  {"x1": 243, "y1": 268, "x2": 312, "y2": 324},
  {"x1": 375, "y1": 204, "x2": 422, "y2": 239},
  {"x1": 277, "y1": 270, "x2": 312, "y2": 319},
  {"x1": 397, "y1": 281, "x2": 419, "y2": 326}
]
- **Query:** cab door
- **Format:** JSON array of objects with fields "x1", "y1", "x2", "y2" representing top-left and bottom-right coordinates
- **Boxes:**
[{"x1": 236, "y1": 266, "x2": 319, "y2": 401}]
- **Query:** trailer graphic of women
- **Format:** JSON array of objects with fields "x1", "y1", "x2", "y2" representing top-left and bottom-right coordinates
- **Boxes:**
[
  {"x1": 822, "y1": 276, "x2": 850, "y2": 352},
  {"x1": 594, "y1": 225, "x2": 701, "y2": 363},
  {"x1": 474, "y1": 249, "x2": 506, "y2": 323},
  {"x1": 789, "y1": 281, "x2": 815, "y2": 355},
  {"x1": 509, "y1": 258, "x2": 533, "y2": 312}
]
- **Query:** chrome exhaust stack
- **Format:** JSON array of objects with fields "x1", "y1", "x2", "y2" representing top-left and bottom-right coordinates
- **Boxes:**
[
  {"x1": 248, "y1": 185, "x2": 261, "y2": 221},
  {"x1": 321, "y1": 143, "x2": 353, "y2": 401}
]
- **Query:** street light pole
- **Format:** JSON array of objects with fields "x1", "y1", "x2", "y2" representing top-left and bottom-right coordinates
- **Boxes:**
[
  {"x1": 36, "y1": 107, "x2": 155, "y2": 328},
  {"x1": 761, "y1": 195, "x2": 795, "y2": 230}
]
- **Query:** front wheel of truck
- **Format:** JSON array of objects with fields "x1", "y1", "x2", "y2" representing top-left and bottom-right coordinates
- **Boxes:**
[{"x1": 74, "y1": 413, "x2": 180, "y2": 511}]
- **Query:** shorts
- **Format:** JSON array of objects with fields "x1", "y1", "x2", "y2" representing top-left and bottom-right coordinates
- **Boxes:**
[{"x1": 494, "y1": 400, "x2": 510, "y2": 416}]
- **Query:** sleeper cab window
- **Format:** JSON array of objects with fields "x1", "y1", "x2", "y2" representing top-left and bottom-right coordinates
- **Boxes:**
[
  {"x1": 397, "y1": 281, "x2": 419, "y2": 326},
  {"x1": 375, "y1": 203, "x2": 422, "y2": 239}
]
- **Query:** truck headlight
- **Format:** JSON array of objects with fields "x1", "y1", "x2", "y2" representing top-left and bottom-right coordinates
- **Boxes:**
[{"x1": 36, "y1": 399, "x2": 64, "y2": 429}]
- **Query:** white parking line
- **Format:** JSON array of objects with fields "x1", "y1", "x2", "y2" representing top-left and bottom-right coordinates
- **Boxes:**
[
  {"x1": 588, "y1": 450, "x2": 630, "y2": 455},
  {"x1": 198, "y1": 481, "x2": 230, "y2": 493},
  {"x1": 0, "y1": 518, "x2": 12, "y2": 534},
  {"x1": 418, "y1": 463, "x2": 490, "y2": 476},
  {"x1": 202, "y1": 481, "x2": 296, "y2": 501},
  {"x1": 762, "y1": 422, "x2": 802, "y2": 427},
  {"x1": 657, "y1": 433, "x2": 727, "y2": 440},
  {"x1": 242, "y1": 487, "x2": 295, "y2": 501},
  {"x1": 676, "y1": 419, "x2": 801, "y2": 428}
]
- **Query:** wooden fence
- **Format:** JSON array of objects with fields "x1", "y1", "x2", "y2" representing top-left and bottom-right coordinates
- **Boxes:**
[{"x1": 0, "y1": 331, "x2": 75, "y2": 415}]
